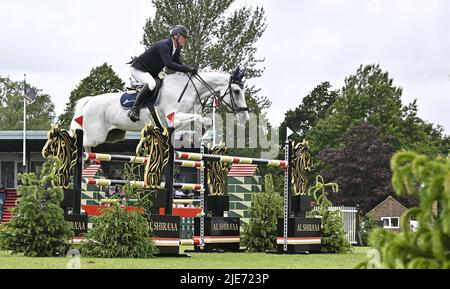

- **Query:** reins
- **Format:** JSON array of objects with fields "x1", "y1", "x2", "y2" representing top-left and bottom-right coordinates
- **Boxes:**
[{"x1": 177, "y1": 72, "x2": 248, "y2": 115}]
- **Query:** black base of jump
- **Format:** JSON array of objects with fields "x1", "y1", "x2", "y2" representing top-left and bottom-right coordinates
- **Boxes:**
[
  {"x1": 194, "y1": 216, "x2": 241, "y2": 253},
  {"x1": 149, "y1": 215, "x2": 190, "y2": 257},
  {"x1": 276, "y1": 217, "x2": 322, "y2": 254}
]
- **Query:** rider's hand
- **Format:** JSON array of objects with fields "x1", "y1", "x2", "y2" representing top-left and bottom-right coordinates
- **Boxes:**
[{"x1": 189, "y1": 66, "x2": 198, "y2": 75}]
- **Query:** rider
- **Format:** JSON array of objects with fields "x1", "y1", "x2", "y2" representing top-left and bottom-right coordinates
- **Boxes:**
[{"x1": 128, "y1": 25, "x2": 198, "y2": 122}]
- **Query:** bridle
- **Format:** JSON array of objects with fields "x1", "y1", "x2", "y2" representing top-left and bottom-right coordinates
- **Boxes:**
[{"x1": 177, "y1": 72, "x2": 249, "y2": 115}]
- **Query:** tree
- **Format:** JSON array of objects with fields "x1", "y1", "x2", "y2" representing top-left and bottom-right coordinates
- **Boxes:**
[
  {"x1": 142, "y1": 0, "x2": 270, "y2": 113},
  {"x1": 0, "y1": 76, "x2": 55, "y2": 130},
  {"x1": 308, "y1": 64, "x2": 448, "y2": 157},
  {"x1": 280, "y1": 82, "x2": 338, "y2": 142},
  {"x1": 59, "y1": 63, "x2": 125, "y2": 128},
  {"x1": 318, "y1": 123, "x2": 396, "y2": 211}
]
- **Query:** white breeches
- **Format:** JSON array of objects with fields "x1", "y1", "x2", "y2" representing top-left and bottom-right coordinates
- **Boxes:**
[{"x1": 130, "y1": 67, "x2": 156, "y2": 90}]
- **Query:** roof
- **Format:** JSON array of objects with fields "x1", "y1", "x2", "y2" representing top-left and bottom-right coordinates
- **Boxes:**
[
  {"x1": 0, "y1": 131, "x2": 49, "y2": 140},
  {"x1": 366, "y1": 195, "x2": 409, "y2": 216},
  {"x1": 0, "y1": 131, "x2": 142, "y2": 140},
  {"x1": 228, "y1": 164, "x2": 259, "y2": 177}
]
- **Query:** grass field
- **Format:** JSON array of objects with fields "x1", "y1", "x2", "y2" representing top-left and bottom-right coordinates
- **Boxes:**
[{"x1": 0, "y1": 247, "x2": 370, "y2": 269}]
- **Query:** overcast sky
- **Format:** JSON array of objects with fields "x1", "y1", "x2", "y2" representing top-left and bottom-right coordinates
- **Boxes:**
[{"x1": 1, "y1": 0, "x2": 449, "y2": 134}]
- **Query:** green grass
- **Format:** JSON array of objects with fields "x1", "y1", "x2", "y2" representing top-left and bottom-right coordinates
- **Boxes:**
[{"x1": 0, "y1": 247, "x2": 370, "y2": 269}]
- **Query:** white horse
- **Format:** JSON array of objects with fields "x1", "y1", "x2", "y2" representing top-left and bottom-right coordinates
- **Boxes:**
[{"x1": 70, "y1": 67, "x2": 250, "y2": 152}]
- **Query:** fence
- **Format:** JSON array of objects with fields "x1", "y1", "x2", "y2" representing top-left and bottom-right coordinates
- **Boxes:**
[{"x1": 315, "y1": 206, "x2": 359, "y2": 244}]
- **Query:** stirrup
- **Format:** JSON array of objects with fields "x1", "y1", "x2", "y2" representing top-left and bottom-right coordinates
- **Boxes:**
[{"x1": 128, "y1": 108, "x2": 140, "y2": 122}]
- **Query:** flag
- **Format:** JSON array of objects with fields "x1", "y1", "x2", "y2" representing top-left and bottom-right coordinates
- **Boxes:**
[
  {"x1": 24, "y1": 85, "x2": 38, "y2": 104},
  {"x1": 287, "y1": 127, "x2": 294, "y2": 138},
  {"x1": 213, "y1": 97, "x2": 219, "y2": 108}
]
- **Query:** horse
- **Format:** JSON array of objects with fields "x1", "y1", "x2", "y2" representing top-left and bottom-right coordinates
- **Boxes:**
[{"x1": 70, "y1": 67, "x2": 250, "y2": 154}]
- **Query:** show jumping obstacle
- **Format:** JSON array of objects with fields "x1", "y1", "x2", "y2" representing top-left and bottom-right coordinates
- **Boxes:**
[
  {"x1": 83, "y1": 153, "x2": 203, "y2": 169},
  {"x1": 42, "y1": 123, "x2": 321, "y2": 255},
  {"x1": 82, "y1": 178, "x2": 203, "y2": 191}
]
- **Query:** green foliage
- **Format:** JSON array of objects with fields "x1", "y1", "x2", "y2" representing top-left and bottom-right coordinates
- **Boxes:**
[
  {"x1": 80, "y1": 164, "x2": 158, "y2": 258},
  {"x1": 307, "y1": 64, "x2": 448, "y2": 157},
  {"x1": 0, "y1": 76, "x2": 56, "y2": 130},
  {"x1": 79, "y1": 204, "x2": 158, "y2": 259},
  {"x1": 142, "y1": 0, "x2": 270, "y2": 113},
  {"x1": 0, "y1": 158, "x2": 73, "y2": 257},
  {"x1": 280, "y1": 82, "x2": 339, "y2": 142},
  {"x1": 58, "y1": 63, "x2": 125, "y2": 128},
  {"x1": 241, "y1": 174, "x2": 283, "y2": 252},
  {"x1": 359, "y1": 215, "x2": 377, "y2": 247},
  {"x1": 143, "y1": 0, "x2": 266, "y2": 77},
  {"x1": 359, "y1": 152, "x2": 450, "y2": 269},
  {"x1": 309, "y1": 176, "x2": 354, "y2": 254},
  {"x1": 114, "y1": 163, "x2": 155, "y2": 220}
]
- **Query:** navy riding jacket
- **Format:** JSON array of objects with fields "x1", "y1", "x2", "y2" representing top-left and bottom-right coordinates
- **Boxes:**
[{"x1": 131, "y1": 38, "x2": 191, "y2": 77}]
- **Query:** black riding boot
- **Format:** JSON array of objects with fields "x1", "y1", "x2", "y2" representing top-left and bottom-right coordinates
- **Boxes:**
[{"x1": 128, "y1": 84, "x2": 152, "y2": 122}]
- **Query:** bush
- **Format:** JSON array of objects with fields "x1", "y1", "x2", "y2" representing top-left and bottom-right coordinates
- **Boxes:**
[
  {"x1": 80, "y1": 204, "x2": 158, "y2": 258},
  {"x1": 79, "y1": 175, "x2": 158, "y2": 259},
  {"x1": 309, "y1": 176, "x2": 353, "y2": 254},
  {"x1": 359, "y1": 215, "x2": 376, "y2": 246},
  {"x1": 241, "y1": 174, "x2": 283, "y2": 252},
  {"x1": 0, "y1": 158, "x2": 73, "y2": 257},
  {"x1": 358, "y1": 152, "x2": 450, "y2": 269}
]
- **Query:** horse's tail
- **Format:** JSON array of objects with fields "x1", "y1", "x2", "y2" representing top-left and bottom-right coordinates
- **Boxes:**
[{"x1": 70, "y1": 97, "x2": 93, "y2": 131}]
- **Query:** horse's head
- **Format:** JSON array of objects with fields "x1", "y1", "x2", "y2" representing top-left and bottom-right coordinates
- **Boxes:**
[
  {"x1": 224, "y1": 66, "x2": 250, "y2": 123},
  {"x1": 205, "y1": 67, "x2": 249, "y2": 123}
]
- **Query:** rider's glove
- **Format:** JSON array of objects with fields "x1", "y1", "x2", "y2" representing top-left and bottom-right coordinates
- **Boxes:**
[{"x1": 189, "y1": 66, "x2": 198, "y2": 75}]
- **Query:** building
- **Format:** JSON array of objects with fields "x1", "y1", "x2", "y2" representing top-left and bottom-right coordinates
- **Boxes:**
[{"x1": 366, "y1": 195, "x2": 412, "y2": 232}]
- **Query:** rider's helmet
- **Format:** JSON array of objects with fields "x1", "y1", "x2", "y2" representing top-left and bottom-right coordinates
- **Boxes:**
[{"x1": 170, "y1": 25, "x2": 191, "y2": 38}]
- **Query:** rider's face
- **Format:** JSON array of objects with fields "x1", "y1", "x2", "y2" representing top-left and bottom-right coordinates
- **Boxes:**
[{"x1": 177, "y1": 35, "x2": 188, "y2": 48}]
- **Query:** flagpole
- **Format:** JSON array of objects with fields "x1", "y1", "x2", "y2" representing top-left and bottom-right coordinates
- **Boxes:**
[
  {"x1": 212, "y1": 98, "x2": 216, "y2": 147},
  {"x1": 23, "y1": 74, "x2": 27, "y2": 172}
]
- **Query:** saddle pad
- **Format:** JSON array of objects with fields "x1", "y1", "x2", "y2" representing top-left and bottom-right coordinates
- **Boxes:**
[{"x1": 120, "y1": 92, "x2": 137, "y2": 109}]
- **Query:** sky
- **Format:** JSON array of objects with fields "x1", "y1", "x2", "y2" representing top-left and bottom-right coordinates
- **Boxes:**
[{"x1": 1, "y1": 0, "x2": 449, "y2": 134}]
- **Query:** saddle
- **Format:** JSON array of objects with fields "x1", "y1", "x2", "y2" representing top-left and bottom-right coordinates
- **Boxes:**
[{"x1": 120, "y1": 77, "x2": 163, "y2": 110}]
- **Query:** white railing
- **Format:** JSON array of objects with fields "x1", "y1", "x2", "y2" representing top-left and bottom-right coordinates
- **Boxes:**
[{"x1": 314, "y1": 206, "x2": 358, "y2": 244}]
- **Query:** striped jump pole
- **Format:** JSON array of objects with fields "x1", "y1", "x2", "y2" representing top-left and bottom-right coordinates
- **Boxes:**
[
  {"x1": 83, "y1": 153, "x2": 203, "y2": 169},
  {"x1": 82, "y1": 178, "x2": 204, "y2": 191},
  {"x1": 173, "y1": 199, "x2": 201, "y2": 205},
  {"x1": 154, "y1": 238, "x2": 201, "y2": 247},
  {"x1": 176, "y1": 152, "x2": 288, "y2": 169}
]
